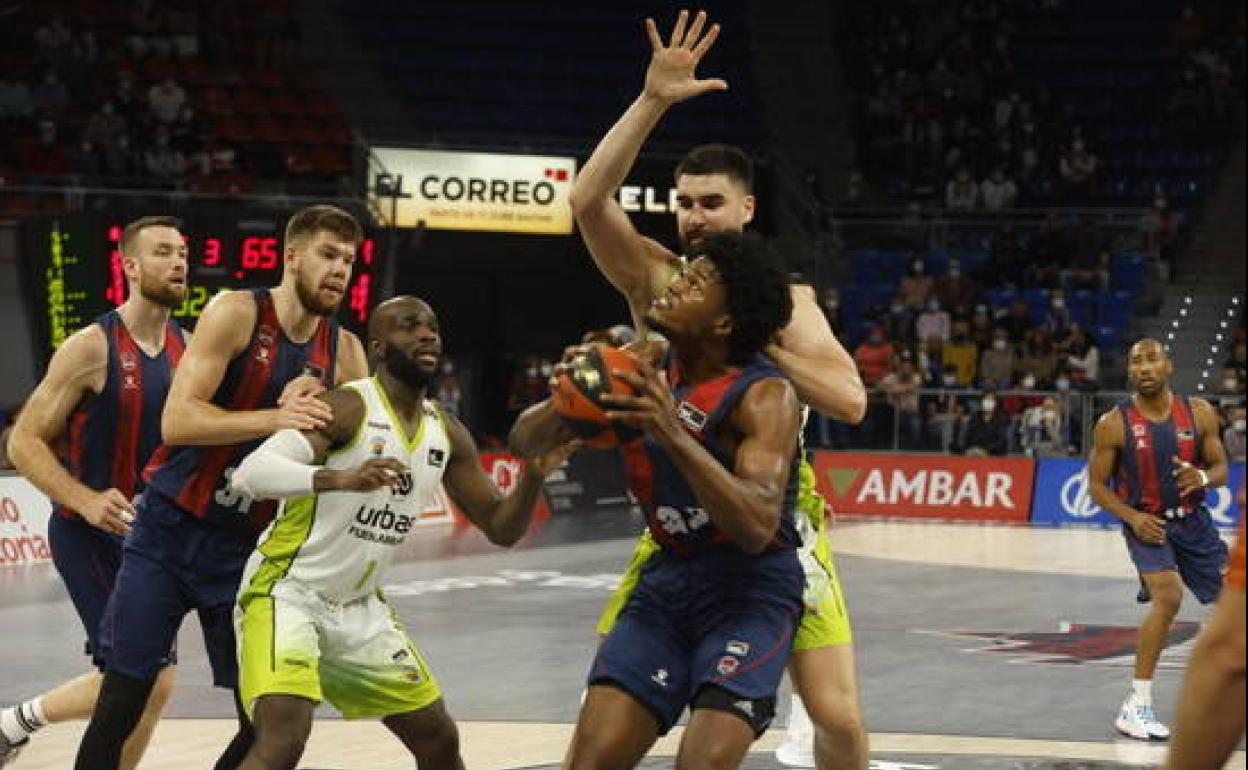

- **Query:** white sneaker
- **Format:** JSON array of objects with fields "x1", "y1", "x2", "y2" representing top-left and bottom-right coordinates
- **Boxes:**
[
  {"x1": 1115, "y1": 694, "x2": 1171, "y2": 741},
  {"x1": 775, "y1": 695, "x2": 816, "y2": 767},
  {"x1": 0, "y1": 731, "x2": 28, "y2": 769}
]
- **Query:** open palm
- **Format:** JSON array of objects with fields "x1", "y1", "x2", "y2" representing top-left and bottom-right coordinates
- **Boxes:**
[{"x1": 643, "y1": 10, "x2": 728, "y2": 106}]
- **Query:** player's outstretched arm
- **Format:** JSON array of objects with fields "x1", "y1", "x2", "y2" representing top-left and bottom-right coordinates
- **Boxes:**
[
  {"x1": 604, "y1": 359, "x2": 800, "y2": 554},
  {"x1": 444, "y1": 411, "x2": 577, "y2": 547},
  {"x1": 7, "y1": 327, "x2": 136, "y2": 534},
  {"x1": 161, "y1": 290, "x2": 332, "y2": 445},
  {"x1": 766, "y1": 284, "x2": 867, "y2": 423},
  {"x1": 230, "y1": 389, "x2": 402, "y2": 499},
  {"x1": 569, "y1": 10, "x2": 726, "y2": 326},
  {"x1": 1088, "y1": 411, "x2": 1164, "y2": 544}
]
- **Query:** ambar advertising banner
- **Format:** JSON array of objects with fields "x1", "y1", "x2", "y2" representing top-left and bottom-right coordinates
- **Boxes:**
[
  {"x1": 370, "y1": 148, "x2": 577, "y2": 234},
  {"x1": 810, "y1": 452, "x2": 1035, "y2": 522}
]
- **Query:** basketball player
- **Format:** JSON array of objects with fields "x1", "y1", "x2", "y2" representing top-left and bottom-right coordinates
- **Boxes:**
[
  {"x1": 226, "y1": 296, "x2": 575, "y2": 770},
  {"x1": 1087, "y1": 338, "x2": 1230, "y2": 741},
  {"x1": 72, "y1": 205, "x2": 370, "y2": 770},
  {"x1": 566, "y1": 11, "x2": 867, "y2": 768},
  {"x1": 513, "y1": 231, "x2": 802, "y2": 769},
  {"x1": 1164, "y1": 515, "x2": 1245, "y2": 769},
  {"x1": 0, "y1": 218, "x2": 188, "y2": 769}
]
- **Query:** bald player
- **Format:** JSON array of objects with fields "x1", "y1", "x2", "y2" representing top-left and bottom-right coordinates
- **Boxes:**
[
  {"x1": 1087, "y1": 338, "x2": 1230, "y2": 741},
  {"x1": 227, "y1": 297, "x2": 575, "y2": 770}
]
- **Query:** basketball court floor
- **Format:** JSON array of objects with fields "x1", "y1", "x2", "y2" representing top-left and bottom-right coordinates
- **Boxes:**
[{"x1": 2, "y1": 515, "x2": 1245, "y2": 769}]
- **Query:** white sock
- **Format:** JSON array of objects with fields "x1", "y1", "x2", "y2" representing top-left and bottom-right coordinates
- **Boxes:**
[
  {"x1": 1, "y1": 699, "x2": 47, "y2": 742},
  {"x1": 786, "y1": 693, "x2": 813, "y2": 736},
  {"x1": 1132, "y1": 679, "x2": 1153, "y2": 705}
]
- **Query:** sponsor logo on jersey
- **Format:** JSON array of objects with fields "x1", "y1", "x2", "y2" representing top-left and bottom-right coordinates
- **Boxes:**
[
  {"x1": 676, "y1": 401, "x2": 708, "y2": 431},
  {"x1": 726, "y1": 640, "x2": 750, "y2": 656},
  {"x1": 367, "y1": 420, "x2": 391, "y2": 431},
  {"x1": 428, "y1": 448, "x2": 446, "y2": 468},
  {"x1": 716, "y1": 655, "x2": 740, "y2": 676}
]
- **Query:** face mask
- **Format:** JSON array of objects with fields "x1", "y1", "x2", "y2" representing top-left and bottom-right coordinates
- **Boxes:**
[
  {"x1": 890, "y1": 304, "x2": 905, "y2": 314},
  {"x1": 942, "y1": 374, "x2": 958, "y2": 387},
  {"x1": 1022, "y1": 375, "x2": 1036, "y2": 389},
  {"x1": 539, "y1": 364, "x2": 553, "y2": 378},
  {"x1": 912, "y1": 263, "x2": 925, "y2": 275},
  {"x1": 949, "y1": 268, "x2": 961, "y2": 278},
  {"x1": 1052, "y1": 298, "x2": 1065, "y2": 310},
  {"x1": 1055, "y1": 377, "x2": 1070, "y2": 390},
  {"x1": 927, "y1": 301, "x2": 940, "y2": 312},
  {"x1": 993, "y1": 339, "x2": 1008, "y2": 351},
  {"x1": 1234, "y1": 419, "x2": 1246, "y2": 431},
  {"x1": 1224, "y1": 378, "x2": 1239, "y2": 390},
  {"x1": 982, "y1": 399, "x2": 996, "y2": 412},
  {"x1": 526, "y1": 367, "x2": 538, "y2": 378}
]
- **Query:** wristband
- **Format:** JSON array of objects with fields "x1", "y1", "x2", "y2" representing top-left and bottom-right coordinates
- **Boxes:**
[{"x1": 1197, "y1": 469, "x2": 1210, "y2": 489}]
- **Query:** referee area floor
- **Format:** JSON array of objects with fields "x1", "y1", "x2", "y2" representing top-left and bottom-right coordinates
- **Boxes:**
[{"x1": 2, "y1": 517, "x2": 1245, "y2": 769}]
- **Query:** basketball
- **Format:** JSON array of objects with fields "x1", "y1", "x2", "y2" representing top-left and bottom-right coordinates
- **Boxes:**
[{"x1": 552, "y1": 346, "x2": 644, "y2": 448}]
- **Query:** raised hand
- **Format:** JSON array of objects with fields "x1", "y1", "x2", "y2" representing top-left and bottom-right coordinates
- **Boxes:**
[
  {"x1": 79, "y1": 488, "x2": 136, "y2": 535},
  {"x1": 643, "y1": 9, "x2": 728, "y2": 106},
  {"x1": 1172, "y1": 456, "x2": 1207, "y2": 498}
]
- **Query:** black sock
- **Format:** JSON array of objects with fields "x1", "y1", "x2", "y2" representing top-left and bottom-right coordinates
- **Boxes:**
[
  {"x1": 73, "y1": 671, "x2": 155, "y2": 770},
  {"x1": 212, "y1": 689, "x2": 255, "y2": 770}
]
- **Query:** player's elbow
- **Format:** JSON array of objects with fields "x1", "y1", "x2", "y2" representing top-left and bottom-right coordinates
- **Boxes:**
[
  {"x1": 568, "y1": 187, "x2": 609, "y2": 220},
  {"x1": 839, "y1": 387, "x2": 869, "y2": 425},
  {"x1": 161, "y1": 401, "x2": 190, "y2": 445},
  {"x1": 736, "y1": 509, "x2": 781, "y2": 555}
]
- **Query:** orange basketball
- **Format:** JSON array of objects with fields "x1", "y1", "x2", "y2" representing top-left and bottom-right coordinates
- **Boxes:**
[{"x1": 552, "y1": 346, "x2": 644, "y2": 448}]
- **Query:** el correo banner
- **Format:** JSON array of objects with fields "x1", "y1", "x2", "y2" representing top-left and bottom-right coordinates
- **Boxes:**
[
  {"x1": 370, "y1": 148, "x2": 577, "y2": 234},
  {"x1": 0, "y1": 473, "x2": 54, "y2": 567}
]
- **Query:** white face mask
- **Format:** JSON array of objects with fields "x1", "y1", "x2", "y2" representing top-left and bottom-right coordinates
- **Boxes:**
[
  {"x1": 1021, "y1": 375, "x2": 1036, "y2": 389},
  {"x1": 982, "y1": 399, "x2": 996, "y2": 412},
  {"x1": 539, "y1": 364, "x2": 553, "y2": 378},
  {"x1": 1225, "y1": 378, "x2": 1240, "y2": 390},
  {"x1": 1051, "y1": 298, "x2": 1065, "y2": 310},
  {"x1": 942, "y1": 374, "x2": 958, "y2": 387},
  {"x1": 1233, "y1": 419, "x2": 1246, "y2": 431},
  {"x1": 993, "y1": 339, "x2": 1007, "y2": 351},
  {"x1": 1055, "y1": 377, "x2": 1071, "y2": 390}
]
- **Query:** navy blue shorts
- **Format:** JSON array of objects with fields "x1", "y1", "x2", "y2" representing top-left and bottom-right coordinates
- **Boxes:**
[
  {"x1": 97, "y1": 490, "x2": 253, "y2": 686},
  {"x1": 48, "y1": 513, "x2": 124, "y2": 661},
  {"x1": 589, "y1": 548, "x2": 803, "y2": 735},
  {"x1": 1124, "y1": 508, "x2": 1229, "y2": 604}
]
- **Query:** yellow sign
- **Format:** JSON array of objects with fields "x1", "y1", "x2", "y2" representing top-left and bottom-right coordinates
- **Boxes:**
[{"x1": 369, "y1": 148, "x2": 577, "y2": 235}]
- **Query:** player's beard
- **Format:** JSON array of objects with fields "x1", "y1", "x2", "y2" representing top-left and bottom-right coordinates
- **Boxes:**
[
  {"x1": 294, "y1": 273, "x2": 340, "y2": 317},
  {"x1": 385, "y1": 345, "x2": 436, "y2": 391},
  {"x1": 138, "y1": 273, "x2": 185, "y2": 309}
]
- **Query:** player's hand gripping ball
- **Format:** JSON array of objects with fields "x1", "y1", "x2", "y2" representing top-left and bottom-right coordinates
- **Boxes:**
[{"x1": 552, "y1": 346, "x2": 644, "y2": 448}]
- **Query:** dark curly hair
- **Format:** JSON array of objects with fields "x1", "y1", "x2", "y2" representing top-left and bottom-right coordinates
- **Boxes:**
[{"x1": 690, "y1": 231, "x2": 792, "y2": 364}]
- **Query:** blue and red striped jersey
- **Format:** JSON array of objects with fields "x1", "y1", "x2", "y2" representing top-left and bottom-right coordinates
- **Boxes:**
[
  {"x1": 621, "y1": 353, "x2": 801, "y2": 557},
  {"x1": 1114, "y1": 393, "x2": 1205, "y2": 517},
  {"x1": 143, "y1": 288, "x2": 338, "y2": 532},
  {"x1": 58, "y1": 311, "x2": 186, "y2": 520}
]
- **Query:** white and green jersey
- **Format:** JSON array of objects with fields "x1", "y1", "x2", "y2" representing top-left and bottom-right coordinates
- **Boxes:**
[{"x1": 242, "y1": 377, "x2": 451, "y2": 604}]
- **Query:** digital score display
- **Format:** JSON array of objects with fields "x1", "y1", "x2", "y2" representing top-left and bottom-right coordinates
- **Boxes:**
[{"x1": 20, "y1": 214, "x2": 380, "y2": 367}]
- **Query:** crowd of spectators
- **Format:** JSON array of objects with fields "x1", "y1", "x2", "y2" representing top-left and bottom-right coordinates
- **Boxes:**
[{"x1": 0, "y1": 0, "x2": 347, "y2": 204}]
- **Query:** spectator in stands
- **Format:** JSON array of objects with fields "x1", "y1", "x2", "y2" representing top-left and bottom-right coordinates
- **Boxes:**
[
  {"x1": 1064, "y1": 327, "x2": 1100, "y2": 389},
  {"x1": 984, "y1": 224, "x2": 1024, "y2": 289},
  {"x1": 996, "y1": 298, "x2": 1033, "y2": 345},
  {"x1": 1058, "y1": 136, "x2": 1099, "y2": 198},
  {"x1": 1021, "y1": 396, "x2": 1067, "y2": 457},
  {"x1": 979, "y1": 329, "x2": 1015, "y2": 390},
  {"x1": 1025, "y1": 214, "x2": 1069, "y2": 288},
  {"x1": 1223, "y1": 405, "x2": 1246, "y2": 463},
  {"x1": 1170, "y1": 4, "x2": 1205, "y2": 53},
  {"x1": 143, "y1": 128, "x2": 185, "y2": 180},
  {"x1": 879, "y1": 353, "x2": 923, "y2": 448},
  {"x1": 26, "y1": 119, "x2": 69, "y2": 176},
  {"x1": 1062, "y1": 246, "x2": 1112, "y2": 292},
  {"x1": 1141, "y1": 191, "x2": 1179, "y2": 280},
  {"x1": 959, "y1": 392, "x2": 1010, "y2": 456},
  {"x1": 148, "y1": 77, "x2": 188, "y2": 126},
  {"x1": 1225, "y1": 340, "x2": 1246, "y2": 381},
  {"x1": 1218, "y1": 366, "x2": 1245, "y2": 398},
  {"x1": 0, "y1": 74, "x2": 34, "y2": 121},
  {"x1": 1016, "y1": 328, "x2": 1059, "y2": 388},
  {"x1": 1043, "y1": 289, "x2": 1074, "y2": 343},
  {"x1": 168, "y1": 6, "x2": 201, "y2": 58},
  {"x1": 942, "y1": 320, "x2": 979, "y2": 386},
  {"x1": 103, "y1": 133, "x2": 140, "y2": 179},
  {"x1": 945, "y1": 166, "x2": 979, "y2": 210},
  {"x1": 31, "y1": 69, "x2": 69, "y2": 119},
  {"x1": 915, "y1": 298, "x2": 951, "y2": 343},
  {"x1": 969, "y1": 304, "x2": 995, "y2": 349},
  {"x1": 83, "y1": 102, "x2": 128, "y2": 155},
  {"x1": 897, "y1": 256, "x2": 934, "y2": 310},
  {"x1": 434, "y1": 360, "x2": 465, "y2": 419},
  {"x1": 924, "y1": 392, "x2": 964, "y2": 452},
  {"x1": 70, "y1": 138, "x2": 103, "y2": 182},
  {"x1": 934, "y1": 258, "x2": 979, "y2": 311},
  {"x1": 918, "y1": 334, "x2": 947, "y2": 384},
  {"x1": 980, "y1": 166, "x2": 1018, "y2": 211},
  {"x1": 854, "y1": 325, "x2": 895, "y2": 387}
]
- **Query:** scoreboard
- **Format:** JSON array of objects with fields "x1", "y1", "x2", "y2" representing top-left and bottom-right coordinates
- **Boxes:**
[{"x1": 19, "y1": 214, "x2": 380, "y2": 367}]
